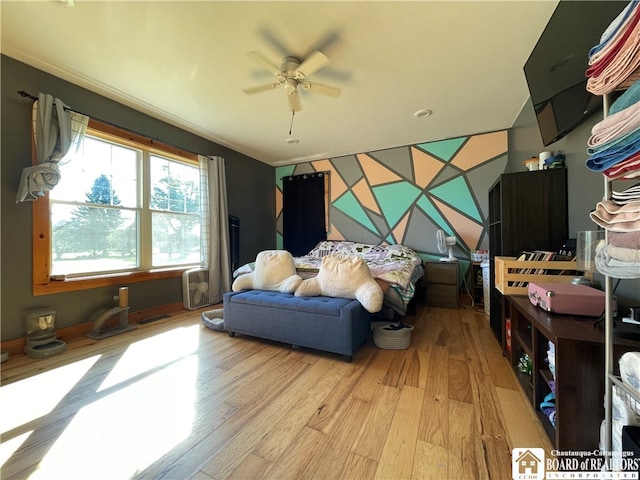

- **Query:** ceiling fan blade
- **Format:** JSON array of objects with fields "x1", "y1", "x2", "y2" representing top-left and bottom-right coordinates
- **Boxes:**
[
  {"x1": 300, "y1": 81, "x2": 341, "y2": 98},
  {"x1": 242, "y1": 82, "x2": 281, "y2": 95},
  {"x1": 247, "y1": 50, "x2": 282, "y2": 76},
  {"x1": 288, "y1": 91, "x2": 302, "y2": 112},
  {"x1": 296, "y1": 51, "x2": 330, "y2": 78}
]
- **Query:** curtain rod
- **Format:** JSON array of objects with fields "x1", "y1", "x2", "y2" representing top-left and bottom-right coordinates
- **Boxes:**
[
  {"x1": 17, "y1": 90, "x2": 213, "y2": 160},
  {"x1": 281, "y1": 171, "x2": 330, "y2": 180}
]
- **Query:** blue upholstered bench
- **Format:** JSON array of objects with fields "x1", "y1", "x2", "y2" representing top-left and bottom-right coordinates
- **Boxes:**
[{"x1": 223, "y1": 290, "x2": 371, "y2": 362}]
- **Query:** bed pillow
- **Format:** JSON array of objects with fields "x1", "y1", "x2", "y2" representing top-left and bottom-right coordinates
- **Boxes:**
[
  {"x1": 232, "y1": 250, "x2": 302, "y2": 293},
  {"x1": 294, "y1": 253, "x2": 383, "y2": 313}
]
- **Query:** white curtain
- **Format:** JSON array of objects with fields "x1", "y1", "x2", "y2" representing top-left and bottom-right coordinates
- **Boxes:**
[
  {"x1": 16, "y1": 93, "x2": 89, "y2": 203},
  {"x1": 199, "y1": 155, "x2": 231, "y2": 302}
]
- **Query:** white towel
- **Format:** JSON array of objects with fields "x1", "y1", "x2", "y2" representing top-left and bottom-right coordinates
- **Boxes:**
[
  {"x1": 620, "y1": 352, "x2": 640, "y2": 391},
  {"x1": 613, "y1": 385, "x2": 640, "y2": 425}
]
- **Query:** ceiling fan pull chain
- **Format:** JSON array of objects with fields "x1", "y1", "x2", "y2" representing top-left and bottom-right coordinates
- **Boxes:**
[{"x1": 289, "y1": 110, "x2": 295, "y2": 136}]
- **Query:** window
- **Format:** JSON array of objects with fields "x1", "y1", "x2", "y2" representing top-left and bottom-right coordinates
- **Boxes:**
[{"x1": 33, "y1": 120, "x2": 200, "y2": 295}]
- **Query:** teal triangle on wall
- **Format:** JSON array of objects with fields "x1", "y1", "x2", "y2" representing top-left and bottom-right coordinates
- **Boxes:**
[
  {"x1": 334, "y1": 190, "x2": 379, "y2": 234},
  {"x1": 416, "y1": 194, "x2": 452, "y2": 233},
  {"x1": 372, "y1": 182, "x2": 422, "y2": 228},
  {"x1": 417, "y1": 137, "x2": 467, "y2": 162},
  {"x1": 430, "y1": 176, "x2": 482, "y2": 222}
]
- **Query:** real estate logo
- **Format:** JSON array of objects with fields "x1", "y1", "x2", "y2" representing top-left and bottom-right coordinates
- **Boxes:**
[{"x1": 513, "y1": 448, "x2": 545, "y2": 480}]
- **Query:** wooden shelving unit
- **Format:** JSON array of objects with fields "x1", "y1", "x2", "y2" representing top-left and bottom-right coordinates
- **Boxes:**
[
  {"x1": 505, "y1": 295, "x2": 639, "y2": 450},
  {"x1": 488, "y1": 169, "x2": 568, "y2": 348}
]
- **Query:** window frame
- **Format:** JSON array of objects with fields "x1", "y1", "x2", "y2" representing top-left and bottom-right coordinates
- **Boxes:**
[{"x1": 33, "y1": 119, "x2": 199, "y2": 296}]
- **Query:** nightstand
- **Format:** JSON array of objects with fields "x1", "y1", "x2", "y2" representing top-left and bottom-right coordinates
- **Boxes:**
[{"x1": 423, "y1": 261, "x2": 459, "y2": 308}]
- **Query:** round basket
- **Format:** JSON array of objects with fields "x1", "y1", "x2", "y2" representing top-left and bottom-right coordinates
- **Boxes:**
[
  {"x1": 373, "y1": 323, "x2": 413, "y2": 350},
  {"x1": 201, "y1": 308, "x2": 225, "y2": 332}
]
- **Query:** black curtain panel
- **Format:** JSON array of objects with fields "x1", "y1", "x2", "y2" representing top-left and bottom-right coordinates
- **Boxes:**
[{"x1": 283, "y1": 173, "x2": 326, "y2": 256}]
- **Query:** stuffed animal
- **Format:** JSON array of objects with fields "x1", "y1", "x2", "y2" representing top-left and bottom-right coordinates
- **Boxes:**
[
  {"x1": 295, "y1": 253, "x2": 383, "y2": 313},
  {"x1": 232, "y1": 250, "x2": 302, "y2": 293}
]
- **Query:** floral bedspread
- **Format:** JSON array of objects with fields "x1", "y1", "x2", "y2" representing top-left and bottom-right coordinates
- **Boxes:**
[{"x1": 234, "y1": 241, "x2": 424, "y2": 306}]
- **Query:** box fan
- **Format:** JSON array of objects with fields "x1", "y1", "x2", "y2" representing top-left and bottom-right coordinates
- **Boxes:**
[{"x1": 182, "y1": 268, "x2": 213, "y2": 310}]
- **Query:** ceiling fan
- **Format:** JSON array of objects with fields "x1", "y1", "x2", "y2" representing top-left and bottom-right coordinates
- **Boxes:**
[{"x1": 242, "y1": 50, "x2": 341, "y2": 112}]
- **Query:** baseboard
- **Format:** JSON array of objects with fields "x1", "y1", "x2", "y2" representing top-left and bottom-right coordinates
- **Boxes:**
[{"x1": 1, "y1": 302, "x2": 185, "y2": 357}]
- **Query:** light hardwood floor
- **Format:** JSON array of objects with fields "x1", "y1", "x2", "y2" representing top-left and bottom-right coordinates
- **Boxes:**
[{"x1": 0, "y1": 303, "x2": 552, "y2": 479}]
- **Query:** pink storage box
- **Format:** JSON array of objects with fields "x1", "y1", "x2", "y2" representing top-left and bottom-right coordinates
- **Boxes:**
[{"x1": 527, "y1": 282, "x2": 605, "y2": 317}]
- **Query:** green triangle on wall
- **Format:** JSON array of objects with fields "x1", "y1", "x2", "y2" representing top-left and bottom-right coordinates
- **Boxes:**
[
  {"x1": 334, "y1": 191, "x2": 379, "y2": 234},
  {"x1": 417, "y1": 137, "x2": 467, "y2": 162},
  {"x1": 416, "y1": 194, "x2": 451, "y2": 232},
  {"x1": 430, "y1": 176, "x2": 482, "y2": 222},
  {"x1": 372, "y1": 182, "x2": 422, "y2": 228}
]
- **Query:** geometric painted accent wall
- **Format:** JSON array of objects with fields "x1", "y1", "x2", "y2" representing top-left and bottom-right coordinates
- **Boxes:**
[{"x1": 276, "y1": 130, "x2": 508, "y2": 271}]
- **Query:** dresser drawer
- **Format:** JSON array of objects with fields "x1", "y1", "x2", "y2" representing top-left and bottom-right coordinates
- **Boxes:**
[
  {"x1": 425, "y1": 262, "x2": 458, "y2": 284},
  {"x1": 425, "y1": 284, "x2": 459, "y2": 308}
]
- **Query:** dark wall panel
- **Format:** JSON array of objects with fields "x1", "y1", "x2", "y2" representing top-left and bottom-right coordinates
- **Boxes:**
[{"x1": 1, "y1": 55, "x2": 275, "y2": 341}]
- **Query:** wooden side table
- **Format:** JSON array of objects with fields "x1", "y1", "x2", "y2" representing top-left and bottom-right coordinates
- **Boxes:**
[{"x1": 423, "y1": 261, "x2": 459, "y2": 308}]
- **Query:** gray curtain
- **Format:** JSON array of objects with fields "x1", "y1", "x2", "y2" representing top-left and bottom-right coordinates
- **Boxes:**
[
  {"x1": 16, "y1": 93, "x2": 89, "y2": 203},
  {"x1": 199, "y1": 155, "x2": 231, "y2": 302}
]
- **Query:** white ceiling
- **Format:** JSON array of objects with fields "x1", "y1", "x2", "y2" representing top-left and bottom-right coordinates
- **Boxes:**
[{"x1": 1, "y1": 1, "x2": 558, "y2": 166}]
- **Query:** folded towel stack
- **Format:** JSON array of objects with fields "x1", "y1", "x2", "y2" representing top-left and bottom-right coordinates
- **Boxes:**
[
  {"x1": 585, "y1": 3, "x2": 640, "y2": 278},
  {"x1": 587, "y1": 1, "x2": 640, "y2": 96},
  {"x1": 589, "y1": 185, "x2": 640, "y2": 278},
  {"x1": 586, "y1": 81, "x2": 640, "y2": 180}
]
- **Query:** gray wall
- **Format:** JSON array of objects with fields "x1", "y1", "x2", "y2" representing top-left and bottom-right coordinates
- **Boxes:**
[
  {"x1": 1, "y1": 55, "x2": 276, "y2": 341},
  {"x1": 508, "y1": 98, "x2": 640, "y2": 308}
]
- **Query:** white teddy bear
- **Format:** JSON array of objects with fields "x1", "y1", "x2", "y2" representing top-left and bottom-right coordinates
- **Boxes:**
[
  {"x1": 295, "y1": 253, "x2": 383, "y2": 313},
  {"x1": 232, "y1": 250, "x2": 302, "y2": 293}
]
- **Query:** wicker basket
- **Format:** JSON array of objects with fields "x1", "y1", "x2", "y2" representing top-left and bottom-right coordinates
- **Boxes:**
[{"x1": 373, "y1": 323, "x2": 414, "y2": 350}]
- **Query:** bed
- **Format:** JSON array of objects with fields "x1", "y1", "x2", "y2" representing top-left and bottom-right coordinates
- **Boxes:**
[{"x1": 233, "y1": 240, "x2": 424, "y2": 317}]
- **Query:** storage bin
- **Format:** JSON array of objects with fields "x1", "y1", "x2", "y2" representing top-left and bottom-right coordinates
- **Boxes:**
[
  {"x1": 481, "y1": 261, "x2": 490, "y2": 316},
  {"x1": 373, "y1": 322, "x2": 413, "y2": 350},
  {"x1": 494, "y1": 256, "x2": 579, "y2": 296}
]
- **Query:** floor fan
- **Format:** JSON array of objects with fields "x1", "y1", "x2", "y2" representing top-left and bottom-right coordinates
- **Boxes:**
[{"x1": 437, "y1": 229, "x2": 458, "y2": 262}]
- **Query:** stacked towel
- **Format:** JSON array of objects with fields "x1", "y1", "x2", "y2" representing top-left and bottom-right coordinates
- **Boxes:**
[
  {"x1": 590, "y1": 184, "x2": 640, "y2": 278},
  {"x1": 587, "y1": 1, "x2": 640, "y2": 95},
  {"x1": 590, "y1": 200, "x2": 640, "y2": 231},
  {"x1": 613, "y1": 182, "x2": 640, "y2": 202},
  {"x1": 587, "y1": 78, "x2": 640, "y2": 178},
  {"x1": 585, "y1": 3, "x2": 640, "y2": 277}
]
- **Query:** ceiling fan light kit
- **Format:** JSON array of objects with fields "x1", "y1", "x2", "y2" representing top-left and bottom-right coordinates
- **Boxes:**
[{"x1": 243, "y1": 50, "x2": 342, "y2": 112}]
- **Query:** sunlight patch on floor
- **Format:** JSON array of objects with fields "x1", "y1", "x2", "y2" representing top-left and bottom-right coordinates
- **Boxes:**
[
  {"x1": 0, "y1": 431, "x2": 32, "y2": 469},
  {"x1": 98, "y1": 324, "x2": 200, "y2": 392},
  {"x1": 1, "y1": 324, "x2": 202, "y2": 479},
  {"x1": 0, "y1": 355, "x2": 101, "y2": 434},
  {"x1": 29, "y1": 353, "x2": 199, "y2": 480}
]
